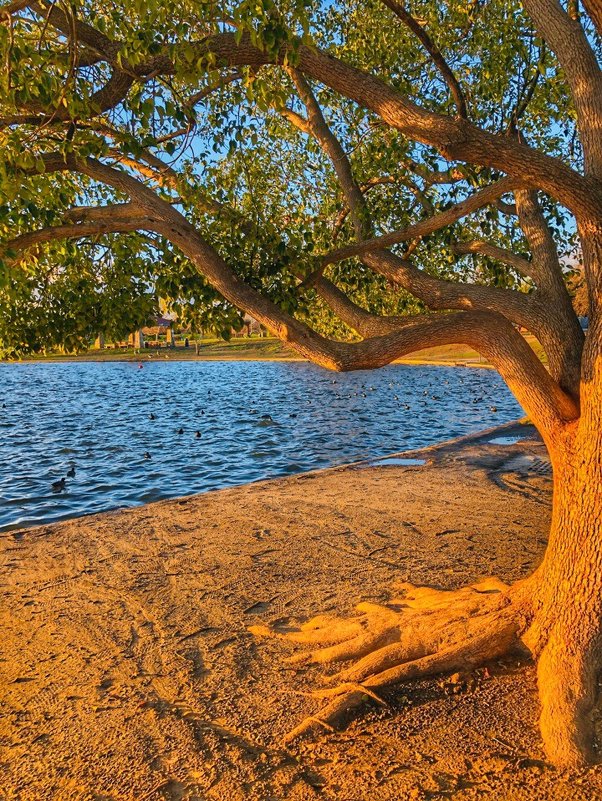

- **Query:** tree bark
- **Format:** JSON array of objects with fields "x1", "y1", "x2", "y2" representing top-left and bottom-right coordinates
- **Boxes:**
[
  {"x1": 521, "y1": 428, "x2": 602, "y2": 765},
  {"x1": 522, "y1": 318, "x2": 602, "y2": 766}
]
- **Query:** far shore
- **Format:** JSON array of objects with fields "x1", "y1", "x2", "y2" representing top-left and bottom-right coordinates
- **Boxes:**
[{"x1": 2, "y1": 334, "x2": 545, "y2": 370}]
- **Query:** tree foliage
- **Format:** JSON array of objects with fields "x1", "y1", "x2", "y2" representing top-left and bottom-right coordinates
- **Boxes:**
[{"x1": 0, "y1": 0, "x2": 582, "y2": 356}]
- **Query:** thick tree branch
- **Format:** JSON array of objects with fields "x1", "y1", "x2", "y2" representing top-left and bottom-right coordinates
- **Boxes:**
[
  {"x1": 522, "y1": 0, "x2": 602, "y2": 178},
  {"x1": 312, "y1": 275, "x2": 424, "y2": 337},
  {"x1": 11, "y1": 14, "x2": 600, "y2": 221},
  {"x1": 514, "y1": 189, "x2": 584, "y2": 395},
  {"x1": 582, "y1": 0, "x2": 602, "y2": 34}
]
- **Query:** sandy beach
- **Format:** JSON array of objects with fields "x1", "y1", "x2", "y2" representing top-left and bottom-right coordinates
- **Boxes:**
[{"x1": 2, "y1": 422, "x2": 601, "y2": 800}]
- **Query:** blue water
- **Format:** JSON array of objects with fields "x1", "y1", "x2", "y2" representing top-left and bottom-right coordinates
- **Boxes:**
[{"x1": 0, "y1": 361, "x2": 522, "y2": 532}]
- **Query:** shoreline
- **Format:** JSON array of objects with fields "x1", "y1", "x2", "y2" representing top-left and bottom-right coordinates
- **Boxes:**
[
  {"x1": 2, "y1": 354, "x2": 494, "y2": 369},
  {"x1": 2, "y1": 419, "x2": 530, "y2": 539}
]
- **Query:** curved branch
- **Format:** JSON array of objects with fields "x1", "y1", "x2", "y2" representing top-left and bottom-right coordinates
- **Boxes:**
[
  {"x1": 193, "y1": 33, "x2": 601, "y2": 220},
  {"x1": 515, "y1": 189, "x2": 584, "y2": 396},
  {"x1": 380, "y1": 0, "x2": 468, "y2": 118},
  {"x1": 312, "y1": 275, "x2": 421, "y2": 338},
  {"x1": 522, "y1": 0, "x2": 602, "y2": 178},
  {"x1": 452, "y1": 240, "x2": 537, "y2": 281},
  {"x1": 322, "y1": 178, "x2": 521, "y2": 266}
]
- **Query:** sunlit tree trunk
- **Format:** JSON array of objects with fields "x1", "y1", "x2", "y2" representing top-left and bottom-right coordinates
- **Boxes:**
[{"x1": 525, "y1": 316, "x2": 602, "y2": 766}]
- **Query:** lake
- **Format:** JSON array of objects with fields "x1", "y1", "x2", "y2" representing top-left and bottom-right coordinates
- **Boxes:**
[{"x1": 0, "y1": 360, "x2": 522, "y2": 532}]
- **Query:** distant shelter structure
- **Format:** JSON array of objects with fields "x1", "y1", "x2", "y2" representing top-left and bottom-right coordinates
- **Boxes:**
[
  {"x1": 94, "y1": 316, "x2": 176, "y2": 350},
  {"x1": 233, "y1": 314, "x2": 266, "y2": 337},
  {"x1": 142, "y1": 316, "x2": 176, "y2": 348}
]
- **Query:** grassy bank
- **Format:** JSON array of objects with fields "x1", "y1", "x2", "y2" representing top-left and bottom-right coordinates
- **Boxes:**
[{"x1": 4, "y1": 334, "x2": 546, "y2": 367}]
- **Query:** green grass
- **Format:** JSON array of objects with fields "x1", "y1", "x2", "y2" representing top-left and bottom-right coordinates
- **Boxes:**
[{"x1": 5, "y1": 334, "x2": 547, "y2": 366}]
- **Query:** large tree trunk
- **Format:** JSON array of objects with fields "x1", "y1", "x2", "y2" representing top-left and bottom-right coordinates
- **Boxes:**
[{"x1": 526, "y1": 342, "x2": 602, "y2": 767}]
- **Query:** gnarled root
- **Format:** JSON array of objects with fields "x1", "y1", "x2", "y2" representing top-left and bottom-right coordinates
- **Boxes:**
[{"x1": 250, "y1": 578, "x2": 531, "y2": 744}]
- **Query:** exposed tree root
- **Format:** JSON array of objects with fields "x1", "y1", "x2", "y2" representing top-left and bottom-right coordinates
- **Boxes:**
[{"x1": 250, "y1": 578, "x2": 532, "y2": 744}]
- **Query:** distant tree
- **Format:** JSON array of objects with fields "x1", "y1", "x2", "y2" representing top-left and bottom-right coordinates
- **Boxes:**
[{"x1": 1, "y1": 0, "x2": 602, "y2": 767}]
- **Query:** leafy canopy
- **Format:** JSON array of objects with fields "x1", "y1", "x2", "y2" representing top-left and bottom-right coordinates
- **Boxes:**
[{"x1": 0, "y1": 0, "x2": 580, "y2": 356}]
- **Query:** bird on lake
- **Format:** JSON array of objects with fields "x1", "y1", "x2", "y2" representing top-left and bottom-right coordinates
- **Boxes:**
[
  {"x1": 260, "y1": 414, "x2": 273, "y2": 421},
  {"x1": 195, "y1": 430, "x2": 202, "y2": 438},
  {"x1": 51, "y1": 477, "x2": 66, "y2": 492},
  {"x1": 66, "y1": 466, "x2": 76, "y2": 478},
  {"x1": 177, "y1": 427, "x2": 184, "y2": 434},
  {"x1": 149, "y1": 413, "x2": 156, "y2": 420},
  {"x1": 144, "y1": 451, "x2": 152, "y2": 459},
  {"x1": 490, "y1": 406, "x2": 497, "y2": 413}
]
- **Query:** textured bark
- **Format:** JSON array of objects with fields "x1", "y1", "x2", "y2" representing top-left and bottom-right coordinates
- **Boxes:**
[
  {"x1": 522, "y1": 347, "x2": 602, "y2": 765},
  {"x1": 531, "y1": 450, "x2": 602, "y2": 766}
]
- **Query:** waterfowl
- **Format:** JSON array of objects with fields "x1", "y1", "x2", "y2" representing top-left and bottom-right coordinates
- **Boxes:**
[
  {"x1": 177, "y1": 427, "x2": 184, "y2": 434},
  {"x1": 195, "y1": 431, "x2": 201, "y2": 438},
  {"x1": 66, "y1": 466, "x2": 76, "y2": 478},
  {"x1": 51, "y1": 478, "x2": 66, "y2": 492},
  {"x1": 149, "y1": 413, "x2": 156, "y2": 420},
  {"x1": 144, "y1": 451, "x2": 152, "y2": 459}
]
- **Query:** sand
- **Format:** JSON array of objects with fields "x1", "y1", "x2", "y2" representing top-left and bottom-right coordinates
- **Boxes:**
[{"x1": 2, "y1": 422, "x2": 602, "y2": 801}]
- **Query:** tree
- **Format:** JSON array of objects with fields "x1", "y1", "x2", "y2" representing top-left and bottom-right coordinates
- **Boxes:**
[{"x1": 1, "y1": 0, "x2": 601, "y2": 769}]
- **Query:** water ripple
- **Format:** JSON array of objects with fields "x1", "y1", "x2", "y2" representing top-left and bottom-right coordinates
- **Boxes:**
[{"x1": 0, "y1": 360, "x2": 521, "y2": 532}]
